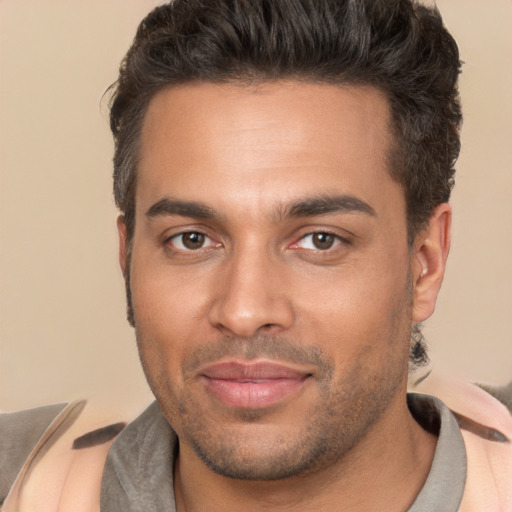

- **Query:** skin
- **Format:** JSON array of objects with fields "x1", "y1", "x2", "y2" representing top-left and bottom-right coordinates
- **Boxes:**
[{"x1": 118, "y1": 82, "x2": 451, "y2": 511}]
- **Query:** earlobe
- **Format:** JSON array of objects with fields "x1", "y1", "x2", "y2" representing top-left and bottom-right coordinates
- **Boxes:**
[
  {"x1": 412, "y1": 203, "x2": 452, "y2": 323},
  {"x1": 117, "y1": 215, "x2": 128, "y2": 277}
]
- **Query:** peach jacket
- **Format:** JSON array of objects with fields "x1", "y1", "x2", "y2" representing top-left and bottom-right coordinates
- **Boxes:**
[{"x1": 1, "y1": 375, "x2": 511, "y2": 512}]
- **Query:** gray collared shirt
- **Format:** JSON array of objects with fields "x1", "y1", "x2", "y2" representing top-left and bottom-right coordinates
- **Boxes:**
[{"x1": 100, "y1": 394, "x2": 467, "y2": 511}]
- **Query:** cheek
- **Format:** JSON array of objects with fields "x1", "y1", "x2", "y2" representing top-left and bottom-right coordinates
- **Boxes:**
[
  {"x1": 293, "y1": 255, "x2": 412, "y2": 358},
  {"x1": 298, "y1": 258, "x2": 410, "y2": 322},
  {"x1": 130, "y1": 246, "x2": 208, "y2": 330},
  {"x1": 129, "y1": 256, "x2": 239, "y2": 399}
]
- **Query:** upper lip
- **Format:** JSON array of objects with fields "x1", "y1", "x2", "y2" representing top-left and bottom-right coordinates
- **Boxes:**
[{"x1": 199, "y1": 360, "x2": 311, "y2": 381}]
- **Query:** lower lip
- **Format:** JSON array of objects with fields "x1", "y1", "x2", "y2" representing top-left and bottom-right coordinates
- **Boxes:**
[{"x1": 202, "y1": 376, "x2": 309, "y2": 408}]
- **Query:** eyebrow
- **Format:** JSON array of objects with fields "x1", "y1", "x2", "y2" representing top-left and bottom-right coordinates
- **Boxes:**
[
  {"x1": 279, "y1": 194, "x2": 376, "y2": 220},
  {"x1": 145, "y1": 194, "x2": 376, "y2": 222},
  {"x1": 146, "y1": 198, "x2": 216, "y2": 219}
]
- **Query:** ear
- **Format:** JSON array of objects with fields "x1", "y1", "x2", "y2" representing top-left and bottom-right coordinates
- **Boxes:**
[
  {"x1": 117, "y1": 215, "x2": 129, "y2": 277},
  {"x1": 412, "y1": 203, "x2": 451, "y2": 323}
]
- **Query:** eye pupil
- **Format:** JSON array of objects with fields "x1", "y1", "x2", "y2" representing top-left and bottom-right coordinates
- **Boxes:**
[
  {"x1": 182, "y1": 232, "x2": 205, "y2": 249},
  {"x1": 313, "y1": 233, "x2": 335, "y2": 250}
]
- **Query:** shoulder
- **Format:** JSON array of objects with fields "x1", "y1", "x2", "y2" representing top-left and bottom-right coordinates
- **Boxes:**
[
  {"x1": 477, "y1": 381, "x2": 512, "y2": 414},
  {"x1": 0, "y1": 403, "x2": 67, "y2": 503},
  {"x1": 411, "y1": 373, "x2": 512, "y2": 439},
  {"x1": 412, "y1": 373, "x2": 512, "y2": 511},
  {"x1": 1, "y1": 401, "x2": 127, "y2": 511}
]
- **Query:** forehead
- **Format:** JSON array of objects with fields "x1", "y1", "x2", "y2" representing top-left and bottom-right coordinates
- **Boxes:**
[{"x1": 136, "y1": 81, "x2": 404, "y2": 220}]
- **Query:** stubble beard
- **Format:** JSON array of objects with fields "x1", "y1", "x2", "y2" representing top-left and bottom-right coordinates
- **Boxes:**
[
  {"x1": 185, "y1": 363, "x2": 403, "y2": 481},
  {"x1": 136, "y1": 329, "x2": 409, "y2": 481}
]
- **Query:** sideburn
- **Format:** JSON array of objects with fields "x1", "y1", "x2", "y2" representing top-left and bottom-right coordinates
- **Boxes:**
[{"x1": 123, "y1": 236, "x2": 136, "y2": 327}]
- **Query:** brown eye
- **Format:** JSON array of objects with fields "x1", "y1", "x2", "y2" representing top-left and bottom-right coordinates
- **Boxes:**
[
  {"x1": 181, "y1": 232, "x2": 205, "y2": 249},
  {"x1": 312, "y1": 233, "x2": 336, "y2": 250},
  {"x1": 170, "y1": 232, "x2": 209, "y2": 250},
  {"x1": 296, "y1": 232, "x2": 341, "y2": 251}
]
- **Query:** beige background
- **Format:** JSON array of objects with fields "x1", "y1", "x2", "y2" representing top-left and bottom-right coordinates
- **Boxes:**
[{"x1": 1, "y1": 0, "x2": 511, "y2": 415}]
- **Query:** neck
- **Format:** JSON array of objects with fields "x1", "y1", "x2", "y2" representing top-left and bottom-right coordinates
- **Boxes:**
[{"x1": 174, "y1": 393, "x2": 436, "y2": 512}]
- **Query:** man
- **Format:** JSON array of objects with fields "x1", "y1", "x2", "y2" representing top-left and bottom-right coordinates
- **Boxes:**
[{"x1": 1, "y1": 1, "x2": 511, "y2": 511}]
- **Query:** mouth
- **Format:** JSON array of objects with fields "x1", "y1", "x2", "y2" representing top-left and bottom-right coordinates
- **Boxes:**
[{"x1": 198, "y1": 360, "x2": 312, "y2": 409}]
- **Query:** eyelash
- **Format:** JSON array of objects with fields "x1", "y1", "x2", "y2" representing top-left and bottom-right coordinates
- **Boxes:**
[
  {"x1": 165, "y1": 231, "x2": 218, "y2": 251},
  {"x1": 292, "y1": 232, "x2": 347, "y2": 252}
]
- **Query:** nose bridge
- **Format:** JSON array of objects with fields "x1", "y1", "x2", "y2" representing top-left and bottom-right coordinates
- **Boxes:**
[{"x1": 208, "y1": 240, "x2": 294, "y2": 336}]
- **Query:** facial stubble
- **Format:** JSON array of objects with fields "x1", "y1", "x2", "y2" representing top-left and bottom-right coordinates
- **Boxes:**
[{"x1": 135, "y1": 319, "x2": 410, "y2": 482}]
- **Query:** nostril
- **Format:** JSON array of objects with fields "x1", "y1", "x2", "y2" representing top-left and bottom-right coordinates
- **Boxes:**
[{"x1": 207, "y1": 291, "x2": 296, "y2": 337}]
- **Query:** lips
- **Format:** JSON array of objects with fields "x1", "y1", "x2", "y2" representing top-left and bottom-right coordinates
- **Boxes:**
[{"x1": 199, "y1": 360, "x2": 311, "y2": 409}]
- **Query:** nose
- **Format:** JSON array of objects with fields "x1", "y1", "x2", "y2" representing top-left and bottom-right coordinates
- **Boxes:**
[{"x1": 207, "y1": 248, "x2": 295, "y2": 338}]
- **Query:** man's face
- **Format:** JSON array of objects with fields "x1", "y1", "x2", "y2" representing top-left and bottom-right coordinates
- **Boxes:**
[{"x1": 122, "y1": 82, "x2": 419, "y2": 479}]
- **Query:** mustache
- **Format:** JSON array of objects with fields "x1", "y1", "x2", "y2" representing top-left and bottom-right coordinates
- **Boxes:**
[{"x1": 182, "y1": 335, "x2": 334, "y2": 380}]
